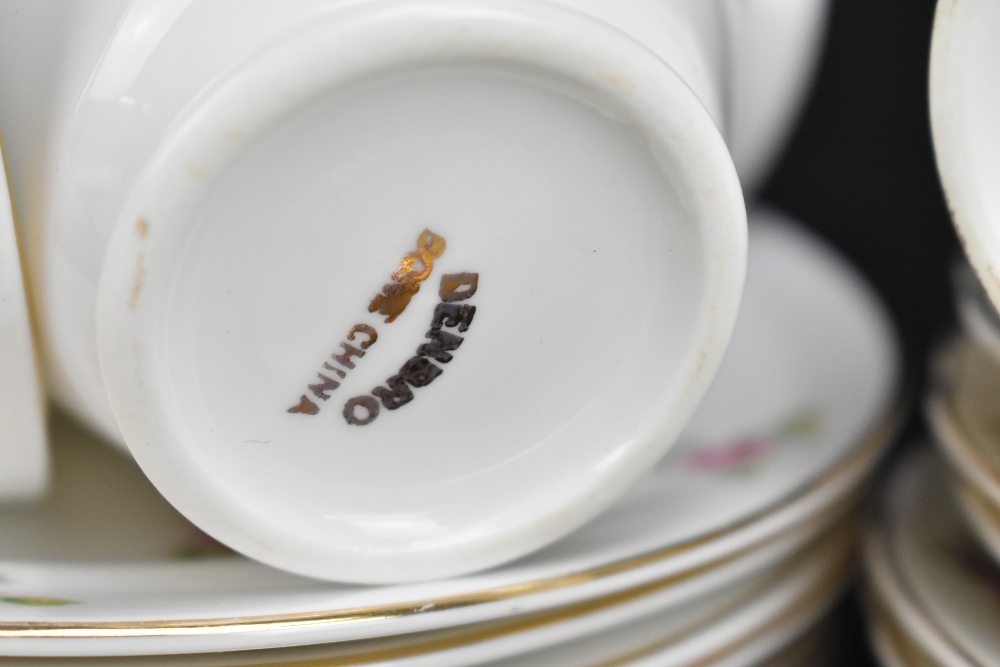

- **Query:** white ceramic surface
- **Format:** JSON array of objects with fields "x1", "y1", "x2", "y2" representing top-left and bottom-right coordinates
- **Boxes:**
[
  {"x1": 868, "y1": 611, "x2": 940, "y2": 667},
  {"x1": 486, "y1": 520, "x2": 853, "y2": 667},
  {"x1": 952, "y1": 261, "x2": 1000, "y2": 364},
  {"x1": 0, "y1": 522, "x2": 851, "y2": 666},
  {"x1": 863, "y1": 455, "x2": 972, "y2": 667},
  {"x1": 0, "y1": 0, "x2": 751, "y2": 584},
  {"x1": 0, "y1": 141, "x2": 47, "y2": 501},
  {"x1": 724, "y1": 0, "x2": 829, "y2": 195},
  {"x1": 0, "y1": 0, "x2": 831, "y2": 458},
  {"x1": 877, "y1": 448, "x2": 1000, "y2": 667},
  {"x1": 926, "y1": 338, "x2": 1000, "y2": 509},
  {"x1": 0, "y1": 209, "x2": 900, "y2": 655},
  {"x1": 956, "y1": 481, "x2": 1000, "y2": 568},
  {"x1": 0, "y1": 415, "x2": 850, "y2": 657},
  {"x1": 930, "y1": 0, "x2": 1000, "y2": 314}
]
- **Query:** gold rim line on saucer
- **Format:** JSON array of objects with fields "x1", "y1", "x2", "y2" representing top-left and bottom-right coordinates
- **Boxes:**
[
  {"x1": 221, "y1": 515, "x2": 860, "y2": 667},
  {"x1": 0, "y1": 397, "x2": 905, "y2": 639},
  {"x1": 929, "y1": 338, "x2": 1000, "y2": 494},
  {"x1": 0, "y1": 514, "x2": 857, "y2": 667},
  {"x1": 866, "y1": 592, "x2": 941, "y2": 667},
  {"x1": 956, "y1": 479, "x2": 1000, "y2": 546},
  {"x1": 755, "y1": 612, "x2": 839, "y2": 667},
  {"x1": 928, "y1": 393, "x2": 1000, "y2": 504},
  {"x1": 585, "y1": 516, "x2": 858, "y2": 667},
  {"x1": 864, "y1": 455, "x2": 985, "y2": 667}
]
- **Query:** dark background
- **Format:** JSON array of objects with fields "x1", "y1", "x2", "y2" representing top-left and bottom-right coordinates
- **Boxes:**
[{"x1": 759, "y1": 0, "x2": 956, "y2": 663}]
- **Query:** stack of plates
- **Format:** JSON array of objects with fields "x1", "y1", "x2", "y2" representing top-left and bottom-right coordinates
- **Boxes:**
[
  {"x1": 879, "y1": 2, "x2": 1000, "y2": 662},
  {"x1": 927, "y1": 314, "x2": 1000, "y2": 568},
  {"x1": 863, "y1": 449, "x2": 1000, "y2": 667},
  {"x1": 863, "y1": 267, "x2": 1000, "y2": 667},
  {"x1": 928, "y1": 286, "x2": 1000, "y2": 568},
  {"x1": 0, "y1": 209, "x2": 901, "y2": 665}
]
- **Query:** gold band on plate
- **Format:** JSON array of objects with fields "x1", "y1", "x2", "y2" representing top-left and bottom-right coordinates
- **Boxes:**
[
  {"x1": 0, "y1": 510, "x2": 860, "y2": 666},
  {"x1": 241, "y1": 515, "x2": 859, "y2": 667},
  {"x1": 585, "y1": 515, "x2": 857, "y2": 667},
  {"x1": 866, "y1": 588, "x2": 944, "y2": 667},
  {"x1": 0, "y1": 397, "x2": 904, "y2": 639},
  {"x1": 959, "y1": 479, "x2": 1000, "y2": 532},
  {"x1": 940, "y1": 393, "x2": 1000, "y2": 497}
]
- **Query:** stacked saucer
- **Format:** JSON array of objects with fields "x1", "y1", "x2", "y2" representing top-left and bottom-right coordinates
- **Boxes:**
[
  {"x1": 863, "y1": 448, "x2": 1000, "y2": 667},
  {"x1": 927, "y1": 310, "x2": 1000, "y2": 569},
  {"x1": 0, "y1": 209, "x2": 901, "y2": 665},
  {"x1": 862, "y1": 266, "x2": 1000, "y2": 667},
  {"x1": 874, "y1": 1, "x2": 1000, "y2": 662}
]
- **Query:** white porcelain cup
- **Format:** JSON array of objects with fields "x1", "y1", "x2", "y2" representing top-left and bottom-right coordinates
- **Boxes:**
[
  {"x1": 931, "y1": 0, "x2": 1000, "y2": 315},
  {"x1": 0, "y1": 0, "x2": 818, "y2": 582}
]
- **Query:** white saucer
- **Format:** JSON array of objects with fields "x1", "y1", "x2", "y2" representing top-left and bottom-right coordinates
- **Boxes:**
[
  {"x1": 867, "y1": 601, "x2": 943, "y2": 667},
  {"x1": 953, "y1": 261, "x2": 1000, "y2": 365},
  {"x1": 863, "y1": 454, "x2": 966, "y2": 667},
  {"x1": 868, "y1": 448, "x2": 1000, "y2": 667},
  {"x1": 0, "y1": 208, "x2": 900, "y2": 656},
  {"x1": 926, "y1": 338, "x2": 1000, "y2": 509},
  {"x1": 0, "y1": 518, "x2": 854, "y2": 666},
  {"x1": 955, "y1": 481, "x2": 1000, "y2": 567},
  {"x1": 491, "y1": 519, "x2": 855, "y2": 667}
]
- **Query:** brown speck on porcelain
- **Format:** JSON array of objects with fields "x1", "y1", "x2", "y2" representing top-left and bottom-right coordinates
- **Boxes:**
[{"x1": 128, "y1": 253, "x2": 145, "y2": 310}]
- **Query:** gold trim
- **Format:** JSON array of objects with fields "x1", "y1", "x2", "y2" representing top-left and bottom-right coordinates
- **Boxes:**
[
  {"x1": 241, "y1": 520, "x2": 855, "y2": 667},
  {"x1": 934, "y1": 338, "x2": 1000, "y2": 491},
  {"x1": 0, "y1": 517, "x2": 855, "y2": 666},
  {"x1": 939, "y1": 394, "x2": 1000, "y2": 495},
  {"x1": 0, "y1": 398, "x2": 904, "y2": 639},
  {"x1": 867, "y1": 589, "x2": 944, "y2": 667},
  {"x1": 961, "y1": 479, "x2": 1000, "y2": 530},
  {"x1": 584, "y1": 520, "x2": 857, "y2": 667}
]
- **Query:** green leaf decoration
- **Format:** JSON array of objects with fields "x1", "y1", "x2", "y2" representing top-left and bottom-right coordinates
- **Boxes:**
[
  {"x1": 780, "y1": 409, "x2": 823, "y2": 437},
  {"x1": 0, "y1": 596, "x2": 76, "y2": 606}
]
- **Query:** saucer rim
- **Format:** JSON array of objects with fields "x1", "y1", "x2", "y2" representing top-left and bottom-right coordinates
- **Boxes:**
[
  {"x1": 0, "y1": 398, "x2": 902, "y2": 641},
  {"x1": 954, "y1": 479, "x2": 1000, "y2": 567},
  {"x1": 862, "y1": 452, "x2": 974, "y2": 667}
]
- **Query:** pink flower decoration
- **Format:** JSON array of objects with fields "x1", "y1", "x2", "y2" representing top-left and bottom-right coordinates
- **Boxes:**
[{"x1": 688, "y1": 438, "x2": 773, "y2": 471}]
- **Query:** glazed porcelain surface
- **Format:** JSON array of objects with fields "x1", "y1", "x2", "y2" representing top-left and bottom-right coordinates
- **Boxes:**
[
  {"x1": 955, "y1": 481, "x2": 1000, "y2": 568},
  {"x1": 931, "y1": 0, "x2": 1000, "y2": 314},
  {"x1": 489, "y1": 521, "x2": 853, "y2": 667},
  {"x1": 0, "y1": 524, "x2": 848, "y2": 666},
  {"x1": 863, "y1": 449, "x2": 976, "y2": 667},
  {"x1": 0, "y1": 0, "x2": 831, "y2": 582},
  {"x1": 884, "y1": 449, "x2": 1000, "y2": 667},
  {"x1": 952, "y1": 261, "x2": 1000, "y2": 364},
  {"x1": 868, "y1": 610, "x2": 946, "y2": 667},
  {"x1": 926, "y1": 338, "x2": 1000, "y2": 509},
  {"x1": 0, "y1": 0, "x2": 829, "y2": 452},
  {"x1": 0, "y1": 0, "x2": 752, "y2": 583},
  {"x1": 0, "y1": 142, "x2": 47, "y2": 500},
  {"x1": 0, "y1": 209, "x2": 899, "y2": 655},
  {"x1": 724, "y1": 0, "x2": 829, "y2": 195}
]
